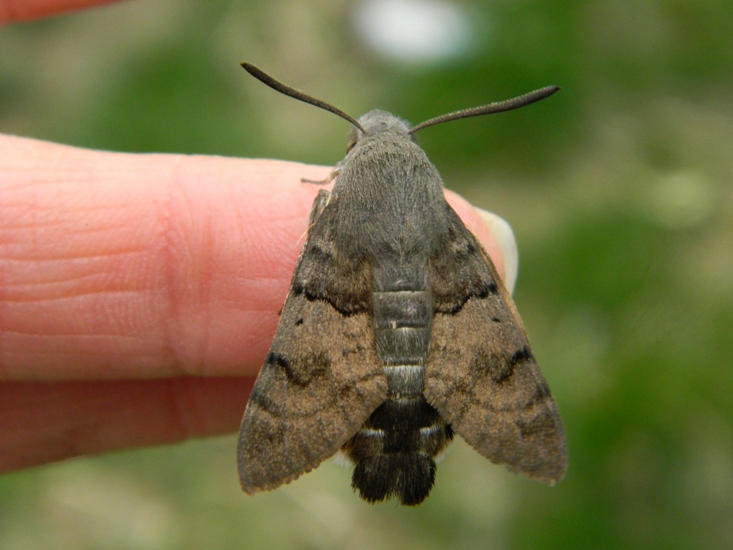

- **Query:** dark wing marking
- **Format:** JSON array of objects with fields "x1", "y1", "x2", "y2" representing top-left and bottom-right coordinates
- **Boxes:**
[
  {"x1": 238, "y1": 192, "x2": 387, "y2": 494},
  {"x1": 424, "y1": 203, "x2": 567, "y2": 483}
]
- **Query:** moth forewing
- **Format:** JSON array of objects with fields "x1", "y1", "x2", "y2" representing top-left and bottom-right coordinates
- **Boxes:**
[
  {"x1": 423, "y1": 204, "x2": 567, "y2": 483},
  {"x1": 236, "y1": 191, "x2": 388, "y2": 495}
]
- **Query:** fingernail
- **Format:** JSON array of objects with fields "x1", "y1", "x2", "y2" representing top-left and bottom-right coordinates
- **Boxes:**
[{"x1": 475, "y1": 208, "x2": 519, "y2": 295}]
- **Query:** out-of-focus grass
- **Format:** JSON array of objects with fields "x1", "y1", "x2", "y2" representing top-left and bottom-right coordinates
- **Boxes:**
[{"x1": 1, "y1": 1, "x2": 732, "y2": 548}]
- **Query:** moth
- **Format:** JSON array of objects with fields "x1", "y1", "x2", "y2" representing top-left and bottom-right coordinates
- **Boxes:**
[{"x1": 237, "y1": 63, "x2": 568, "y2": 506}]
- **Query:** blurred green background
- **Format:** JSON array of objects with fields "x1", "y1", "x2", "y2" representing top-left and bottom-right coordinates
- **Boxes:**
[{"x1": 2, "y1": 0, "x2": 733, "y2": 548}]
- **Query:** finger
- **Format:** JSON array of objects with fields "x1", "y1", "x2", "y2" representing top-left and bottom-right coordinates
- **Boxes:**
[
  {"x1": 0, "y1": 0, "x2": 121, "y2": 24},
  {"x1": 0, "y1": 135, "x2": 327, "y2": 380},
  {"x1": 0, "y1": 135, "x2": 505, "y2": 381},
  {"x1": 0, "y1": 377, "x2": 253, "y2": 472}
]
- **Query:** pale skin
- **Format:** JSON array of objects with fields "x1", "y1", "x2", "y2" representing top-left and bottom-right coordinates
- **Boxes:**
[{"x1": 0, "y1": 0, "x2": 509, "y2": 473}]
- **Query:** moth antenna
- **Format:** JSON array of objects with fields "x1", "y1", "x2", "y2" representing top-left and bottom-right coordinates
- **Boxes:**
[
  {"x1": 408, "y1": 85, "x2": 560, "y2": 135},
  {"x1": 242, "y1": 63, "x2": 366, "y2": 133}
]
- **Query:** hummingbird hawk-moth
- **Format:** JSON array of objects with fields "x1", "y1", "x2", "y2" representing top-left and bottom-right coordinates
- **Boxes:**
[{"x1": 237, "y1": 64, "x2": 567, "y2": 506}]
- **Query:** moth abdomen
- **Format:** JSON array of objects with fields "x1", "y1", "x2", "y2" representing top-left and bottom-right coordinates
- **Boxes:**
[
  {"x1": 351, "y1": 453, "x2": 436, "y2": 506},
  {"x1": 341, "y1": 285, "x2": 454, "y2": 505},
  {"x1": 344, "y1": 397, "x2": 453, "y2": 505},
  {"x1": 374, "y1": 329, "x2": 430, "y2": 366},
  {"x1": 383, "y1": 365, "x2": 425, "y2": 397},
  {"x1": 373, "y1": 289, "x2": 432, "y2": 365}
]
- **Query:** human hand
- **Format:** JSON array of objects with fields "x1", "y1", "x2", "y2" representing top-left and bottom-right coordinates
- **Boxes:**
[{"x1": 0, "y1": 1, "x2": 518, "y2": 473}]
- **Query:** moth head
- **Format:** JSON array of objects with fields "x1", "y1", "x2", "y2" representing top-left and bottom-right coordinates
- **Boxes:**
[{"x1": 346, "y1": 110, "x2": 412, "y2": 152}]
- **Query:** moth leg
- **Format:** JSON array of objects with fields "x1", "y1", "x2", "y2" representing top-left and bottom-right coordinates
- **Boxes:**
[
  {"x1": 301, "y1": 164, "x2": 342, "y2": 185},
  {"x1": 308, "y1": 189, "x2": 332, "y2": 226}
]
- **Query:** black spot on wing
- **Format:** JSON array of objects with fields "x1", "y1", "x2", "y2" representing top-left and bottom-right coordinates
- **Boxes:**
[
  {"x1": 436, "y1": 286, "x2": 494, "y2": 315},
  {"x1": 492, "y1": 345, "x2": 535, "y2": 385},
  {"x1": 509, "y1": 346, "x2": 535, "y2": 366},
  {"x1": 265, "y1": 351, "x2": 328, "y2": 387}
]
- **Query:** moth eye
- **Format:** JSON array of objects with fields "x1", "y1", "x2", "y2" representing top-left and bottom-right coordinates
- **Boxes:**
[{"x1": 346, "y1": 137, "x2": 357, "y2": 153}]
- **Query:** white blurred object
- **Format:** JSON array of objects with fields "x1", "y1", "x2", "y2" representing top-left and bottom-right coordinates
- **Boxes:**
[{"x1": 353, "y1": 0, "x2": 475, "y2": 64}]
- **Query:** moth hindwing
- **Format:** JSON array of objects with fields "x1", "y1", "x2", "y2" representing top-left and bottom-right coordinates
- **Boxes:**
[{"x1": 237, "y1": 64, "x2": 567, "y2": 506}]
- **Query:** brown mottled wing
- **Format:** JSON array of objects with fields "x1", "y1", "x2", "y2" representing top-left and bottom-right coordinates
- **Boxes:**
[
  {"x1": 237, "y1": 191, "x2": 387, "y2": 494},
  {"x1": 424, "y1": 203, "x2": 567, "y2": 483}
]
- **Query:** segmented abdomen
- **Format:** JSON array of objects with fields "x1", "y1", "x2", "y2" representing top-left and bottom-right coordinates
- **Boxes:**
[{"x1": 342, "y1": 289, "x2": 453, "y2": 506}]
